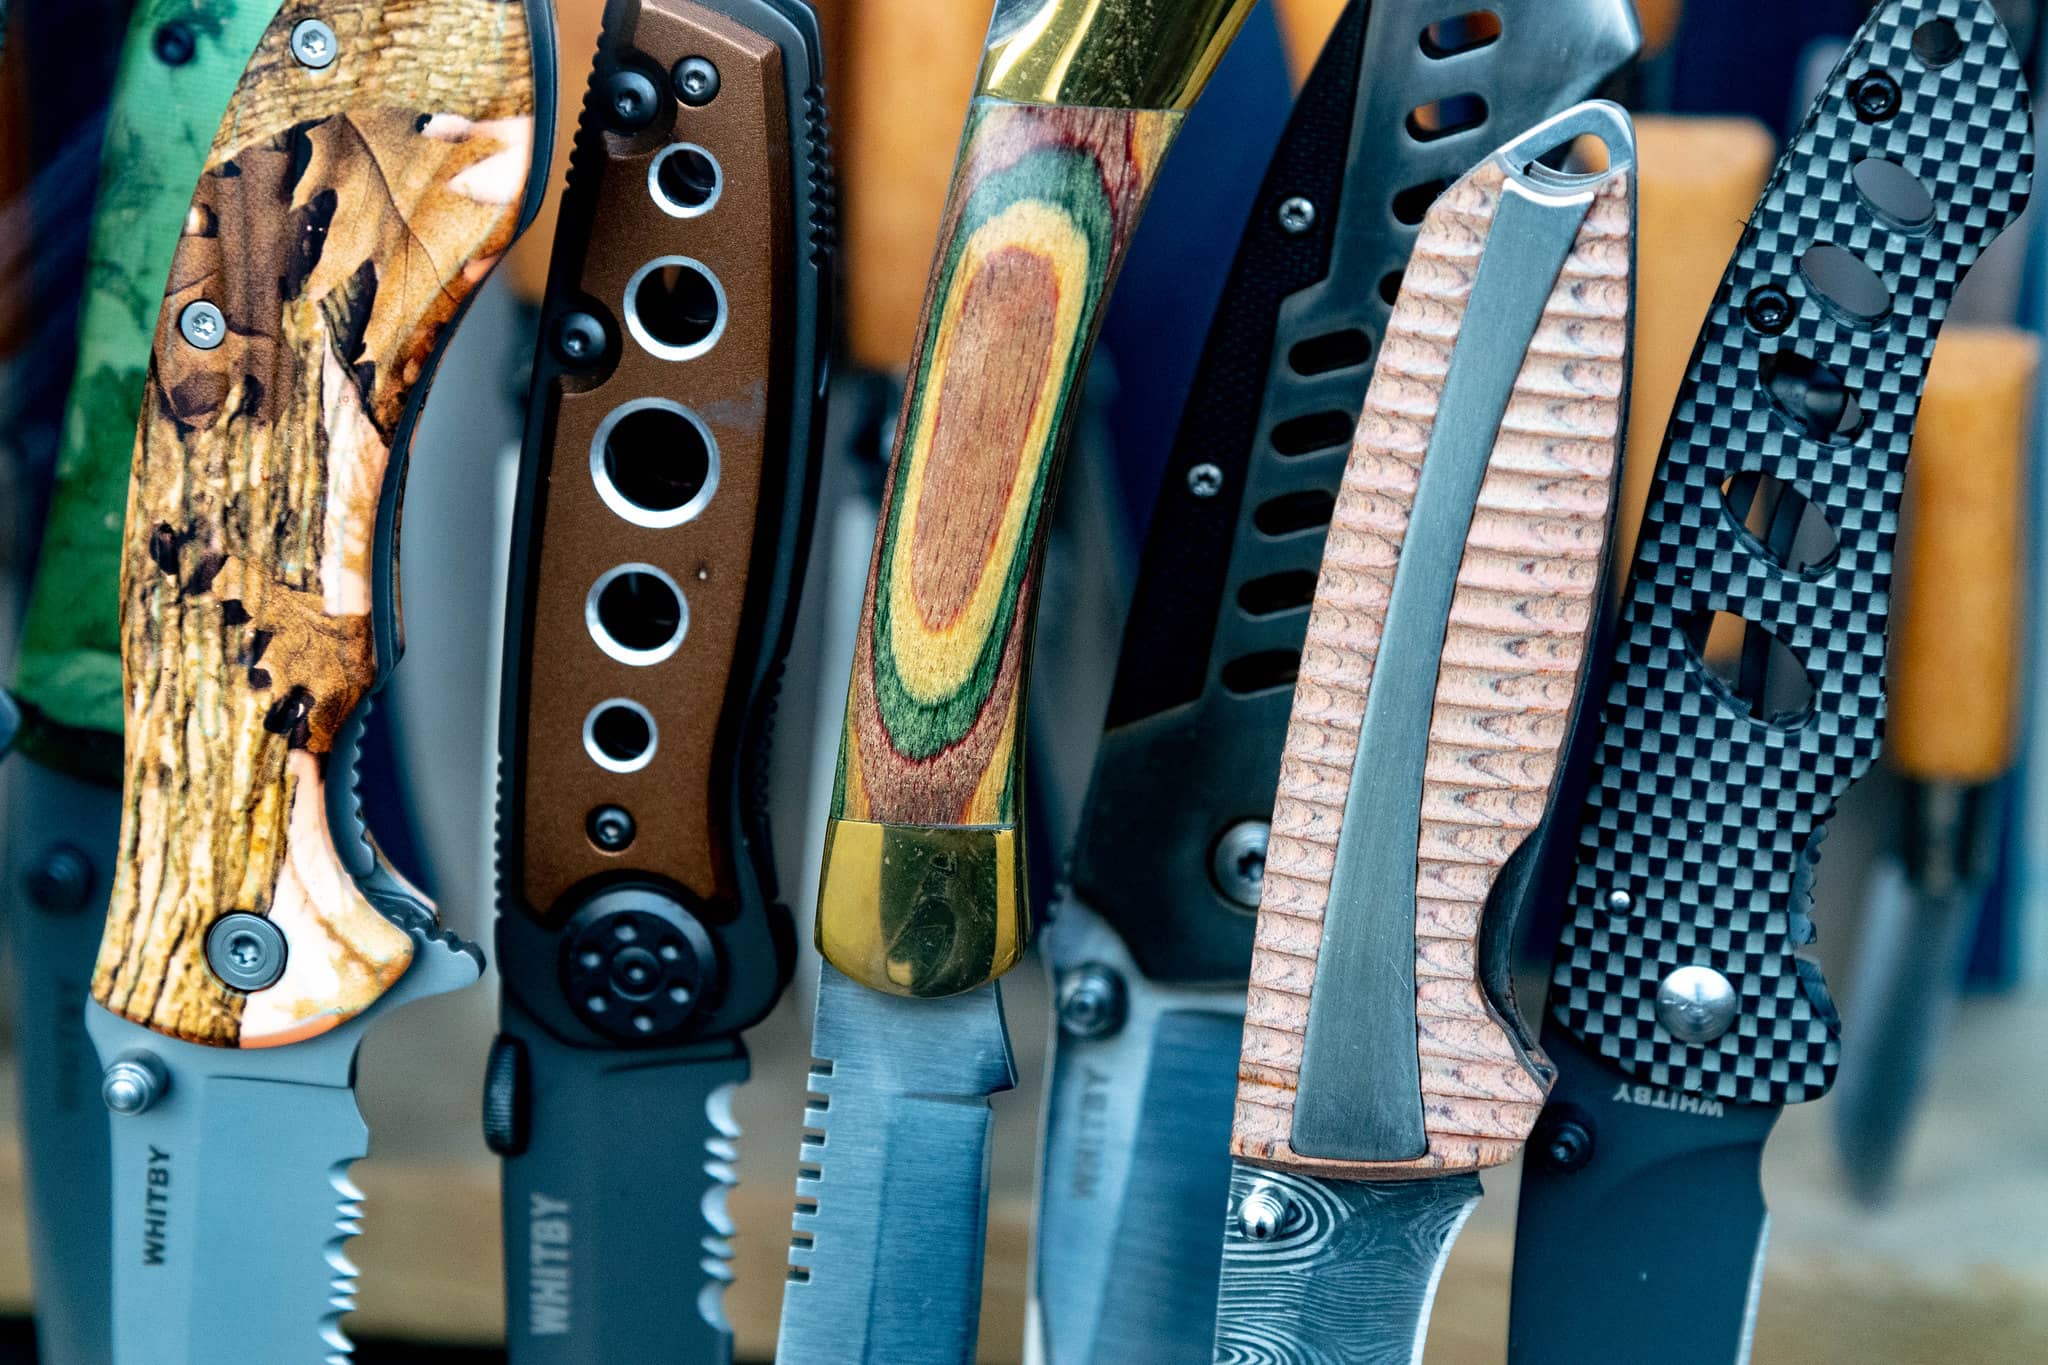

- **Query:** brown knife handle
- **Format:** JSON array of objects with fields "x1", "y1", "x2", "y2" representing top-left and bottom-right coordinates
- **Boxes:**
[
  {"x1": 1232, "y1": 138, "x2": 1635, "y2": 1178},
  {"x1": 92, "y1": 0, "x2": 540, "y2": 1048},
  {"x1": 1889, "y1": 326, "x2": 2038, "y2": 783}
]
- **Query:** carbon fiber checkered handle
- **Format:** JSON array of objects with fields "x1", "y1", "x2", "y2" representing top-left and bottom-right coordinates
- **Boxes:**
[{"x1": 1548, "y1": 0, "x2": 2033, "y2": 1107}]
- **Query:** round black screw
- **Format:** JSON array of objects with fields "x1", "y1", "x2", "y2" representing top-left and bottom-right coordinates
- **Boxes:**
[
  {"x1": 1743, "y1": 285, "x2": 1796, "y2": 336},
  {"x1": 27, "y1": 846, "x2": 95, "y2": 913},
  {"x1": 153, "y1": 21, "x2": 197, "y2": 66},
  {"x1": 1850, "y1": 71, "x2": 1902, "y2": 122},
  {"x1": 673, "y1": 56, "x2": 720, "y2": 107},
  {"x1": 1537, "y1": 1115, "x2": 1595, "y2": 1173},
  {"x1": 587, "y1": 805, "x2": 637, "y2": 853},
  {"x1": 605, "y1": 69, "x2": 661, "y2": 132},
  {"x1": 554, "y1": 311, "x2": 607, "y2": 365}
]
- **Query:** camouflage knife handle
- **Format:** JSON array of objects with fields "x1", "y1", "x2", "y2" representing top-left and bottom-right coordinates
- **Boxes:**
[
  {"x1": 815, "y1": 0, "x2": 1254, "y2": 998},
  {"x1": 1234, "y1": 104, "x2": 1636, "y2": 1178},
  {"x1": 1547, "y1": 0, "x2": 2034, "y2": 1108},
  {"x1": 91, "y1": 0, "x2": 549, "y2": 1049}
]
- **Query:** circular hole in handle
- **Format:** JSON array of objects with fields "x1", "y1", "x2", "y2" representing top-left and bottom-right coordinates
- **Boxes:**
[
  {"x1": 624, "y1": 256, "x2": 728, "y2": 360},
  {"x1": 1851, "y1": 157, "x2": 1935, "y2": 232},
  {"x1": 584, "y1": 700, "x2": 658, "y2": 774},
  {"x1": 1912, "y1": 18, "x2": 1964, "y2": 68},
  {"x1": 1798, "y1": 243, "x2": 1892, "y2": 326},
  {"x1": 1760, "y1": 350, "x2": 1866, "y2": 444},
  {"x1": 650, "y1": 143, "x2": 722, "y2": 218},
  {"x1": 591, "y1": 399, "x2": 720, "y2": 528},
  {"x1": 587, "y1": 564, "x2": 689, "y2": 665}
]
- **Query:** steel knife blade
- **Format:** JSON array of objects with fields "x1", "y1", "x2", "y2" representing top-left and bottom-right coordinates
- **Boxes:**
[
  {"x1": 2, "y1": 7, "x2": 290, "y2": 1361},
  {"x1": 82, "y1": 3, "x2": 552, "y2": 1359},
  {"x1": 1210, "y1": 99, "x2": 1636, "y2": 1365},
  {"x1": 1509, "y1": 3, "x2": 2035, "y2": 1361},
  {"x1": 777, "y1": 1, "x2": 1255, "y2": 1359},
  {"x1": 1032, "y1": 3, "x2": 1640, "y2": 1359},
  {"x1": 486, "y1": 0, "x2": 834, "y2": 1359}
]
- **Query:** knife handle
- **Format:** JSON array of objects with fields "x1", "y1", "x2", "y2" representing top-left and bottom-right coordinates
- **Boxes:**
[
  {"x1": 92, "y1": 0, "x2": 546, "y2": 1048},
  {"x1": 1889, "y1": 326, "x2": 2037, "y2": 783},
  {"x1": 1233, "y1": 106, "x2": 1636, "y2": 1178}
]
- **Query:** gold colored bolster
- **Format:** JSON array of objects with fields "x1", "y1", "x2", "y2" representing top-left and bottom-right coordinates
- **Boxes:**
[
  {"x1": 817, "y1": 819, "x2": 1026, "y2": 998},
  {"x1": 976, "y1": 0, "x2": 1257, "y2": 110}
]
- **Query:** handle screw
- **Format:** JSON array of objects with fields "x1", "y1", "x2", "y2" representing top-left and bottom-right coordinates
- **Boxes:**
[
  {"x1": 588, "y1": 804, "x2": 637, "y2": 853},
  {"x1": 606, "y1": 69, "x2": 661, "y2": 132},
  {"x1": 554, "y1": 311, "x2": 608, "y2": 365},
  {"x1": 1743, "y1": 286, "x2": 1796, "y2": 336},
  {"x1": 205, "y1": 912, "x2": 287, "y2": 992},
  {"x1": 1211, "y1": 820, "x2": 1269, "y2": 909},
  {"x1": 1604, "y1": 887, "x2": 1633, "y2": 914},
  {"x1": 178, "y1": 301, "x2": 226, "y2": 350},
  {"x1": 673, "y1": 56, "x2": 720, "y2": 106},
  {"x1": 1276, "y1": 196, "x2": 1317, "y2": 235},
  {"x1": 153, "y1": 21, "x2": 197, "y2": 66},
  {"x1": 289, "y1": 19, "x2": 337, "y2": 70},
  {"x1": 1535, "y1": 1113, "x2": 1595, "y2": 1172},
  {"x1": 1056, "y1": 964, "x2": 1128, "y2": 1040},
  {"x1": 1655, "y1": 963, "x2": 1738, "y2": 1044},
  {"x1": 1187, "y1": 463, "x2": 1225, "y2": 498},
  {"x1": 102, "y1": 1052, "x2": 168, "y2": 1116},
  {"x1": 1238, "y1": 1183, "x2": 1291, "y2": 1241},
  {"x1": 1850, "y1": 71, "x2": 1901, "y2": 122},
  {"x1": 27, "y1": 846, "x2": 94, "y2": 913}
]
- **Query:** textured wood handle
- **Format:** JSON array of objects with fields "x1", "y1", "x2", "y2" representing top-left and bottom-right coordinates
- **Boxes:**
[
  {"x1": 1232, "y1": 155, "x2": 1634, "y2": 1179},
  {"x1": 1889, "y1": 326, "x2": 2038, "y2": 782},
  {"x1": 91, "y1": 0, "x2": 538, "y2": 1048}
]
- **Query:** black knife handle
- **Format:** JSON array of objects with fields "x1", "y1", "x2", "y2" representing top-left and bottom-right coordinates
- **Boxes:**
[
  {"x1": 1548, "y1": 0, "x2": 2033, "y2": 1107},
  {"x1": 1070, "y1": 0, "x2": 1640, "y2": 984}
]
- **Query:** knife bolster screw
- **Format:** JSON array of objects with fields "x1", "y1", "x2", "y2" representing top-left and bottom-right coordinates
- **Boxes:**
[
  {"x1": 554, "y1": 311, "x2": 610, "y2": 367},
  {"x1": 587, "y1": 805, "x2": 637, "y2": 853},
  {"x1": 1276, "y1": 196, "x2": 1317, "y2": 235},
  {"x1": 27, "y1": 846, "x2": 95, "y2": 913},
  {"x1": 1532, "y1": 1110, "x2": 1594, "y2": 1173},
  {"x1": 605, "y1": 69, "x2": 661, "y2": 132},
  {"x1": 289, "y1": 19, "x2": 338, "y2": 71},
  {"x1": 1237, "y1": 1183, "x2": 1291, "y2": 1241},
  {"x1": 1211, "y1": 820, "x2": 1269, "y2": 908},
  {"x1": 152, "y1": 22, "x2": 196, "y2": 66},
  {"x1": 1056, "y1": 964, "x2": 1127, "y2": 1040},
  {"x1": 101, "y1": 1052, "x2": 168, "y2": 1117},
  {"x1": 204, "y1": 912, "x2": 287, "y2": 992},
  {"x1": 673, "y1": 57, "x2": 720, "y2": 107},
  {"x1": 1187, "y1": 462, "x2": 1225, "y2": 498},
  {"x1": 1742, "y1": 286, "x2": 1796, "y2": 336},
  {"x1": 1655, "y1": 964, "x2": 1738, "y2": 1044},
  {"x1": 178, "y1": 301, "x2": 226, "y2": 351},
  {"x1": 1850, "y1": 70, "x2": 1902, "y2": 123}
]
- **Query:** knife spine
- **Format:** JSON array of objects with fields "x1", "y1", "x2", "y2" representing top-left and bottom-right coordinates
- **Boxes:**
[{"x1": 1233, "y1": 118, "x2": 1635, "y2": 1179}]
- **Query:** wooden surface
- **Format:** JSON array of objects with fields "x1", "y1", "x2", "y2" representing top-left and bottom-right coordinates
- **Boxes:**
[
  {"x1": 1889, "y1": 326, "x2": 2038, "y2": 782},
  {"x1": 1233, "y1": 160, "x2": 1632, "y2": 1178},
  {"x1": 90, "y1": 0, "x2": 537, "y2": 1047}
]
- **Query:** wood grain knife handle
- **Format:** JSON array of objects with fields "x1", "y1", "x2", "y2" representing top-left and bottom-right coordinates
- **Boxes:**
[
  {"x1": 91, "y1": 0, "x2": 544, "y2": 1049},
  {"x1": 1233, "y1": 105, "x2": 1636, "y2": 1178},
  {"x1": 815, "y1": 0, "x2": 1254, "y2": 998}
]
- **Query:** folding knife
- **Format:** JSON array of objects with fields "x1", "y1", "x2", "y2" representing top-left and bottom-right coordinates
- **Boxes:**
[
  {"x1": 1509, "y1": 3, "x2": 2034, "y2": 1361},
  {"x1": 485, "y1": 1, "x2": 832, "y2": 1360},
  {"x1": 1032, "y1": 3, "x2": 1639, "y2": 1359},
  {"x1": 2, "y1": 5, "x2": 323, "y2": 1361},
  {"x1": 776, "y1": 0, "x2": 1255, "y2": 1359},
  {"x1": 79, "y1": 2, "x2": 554, "y2": 1359},
  {"x1": 1208, "y1": 98, "x2": 1635, "y2": 1363}
]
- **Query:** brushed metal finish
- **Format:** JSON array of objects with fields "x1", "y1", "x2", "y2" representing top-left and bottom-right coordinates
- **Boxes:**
[
  {"x1": 1214, "y1": 1164, "x2": 1480, "y2": 1364},
  {"x1": 777, "y1": 963, "x2": 1017, "y2": 1363}
]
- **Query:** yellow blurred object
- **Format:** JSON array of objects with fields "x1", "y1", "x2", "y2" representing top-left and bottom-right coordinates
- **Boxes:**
[
  {"x1": 1273, "y1": 0, "x2": 1346, "y2": 83},
  {"x1": 506, "y1": 0, "x2": 609, "y2": 303},
  {"x1": 1889, "y1": 328, "x2": 2039, "y2": 783},
  {"x1": 1638, "y1": 0, "x2": 1685, "y2": 52}
]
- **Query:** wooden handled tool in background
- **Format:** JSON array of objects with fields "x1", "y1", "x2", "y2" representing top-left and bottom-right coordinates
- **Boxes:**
[{"x1": 91, "y1": 0, "x2": 543, "y2": 1048}]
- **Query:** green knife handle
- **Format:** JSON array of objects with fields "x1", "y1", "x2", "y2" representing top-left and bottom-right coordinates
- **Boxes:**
[{"x1": 90, "y1": 0, "x2": 543, "y2": 1049}]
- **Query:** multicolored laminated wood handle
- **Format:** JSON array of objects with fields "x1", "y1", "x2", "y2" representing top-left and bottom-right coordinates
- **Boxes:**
[
  {"x1": 91, "y1": 0, "x2": 546, "y2": 1048},
  {"x1": 815, "y1": 0, "x2": 1255, "y2": 998},
  {"x1": 1232, "y1": 104, "x2": 1636, "y2": 1177}
]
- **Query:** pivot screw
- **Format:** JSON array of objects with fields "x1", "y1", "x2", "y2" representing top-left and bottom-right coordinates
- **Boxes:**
[
  {"x1": 205, "y1": 912, "x2": 287, "y2": 992},
  {"x1": 606, "y1": 69, "x2": 661, "y2": 132},
  {"x1": 587, "y1": 805, "x2": 636, "y2": 853},
  {"x1": 554, "y1": 311, "x2": 608, "y2": 365},
  {"x1": 1656, "y1": 963, "x2": 1738, "y2": 1044},
  {"x1": 102, "y1": 1052, "x2": 168, "y2": 1116},
  {"x1": 153, "y1": 22, "x2": 197, "y2": 66},
  {"x1": 1850, "y1": 71, "x2": 1902, "y2": 122},
  {"x1": 1743, "y1": 285, "x2": 1796, "y2": 336},
  {"x1": 290, "y1": 19, "x2": 337, "y2": 70},
  {"x1": 1187, "y1": 462, "x2": 1224, "y2": 498},
  {"x1": 1056, "y1": 963, "x2": 1127, "y2": 1040},
  {"x1": 27, "y1": 846, "x2": 95, "y2": 913},
  {"x1": 1276, "y1": 196, "x2": 1317, "y2": 235},
  {"x1": 1212, "y1": 820, "x2": 1269, "y2": 909},
  {"x1": 1238, "y1": 1183, "x2": 1291, "y2": 1241},
  {"x1": 179, "y1": 301, "x2": 226, "y2": 350},
  {"x1": 1535, "y1": 1112, "x2": 1595, "y2": 1172},
  {"x1": 673, "y1": 56, "x2": 720, "y2": 106}
]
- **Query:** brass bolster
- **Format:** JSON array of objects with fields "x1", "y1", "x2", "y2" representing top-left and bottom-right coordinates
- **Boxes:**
[
  {"x1": 976, "y1": 0, "x2": 1256, "y2": 110},
  {"x1": 816, "y1": 819, "x2": 1026, "y2": 998}
]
